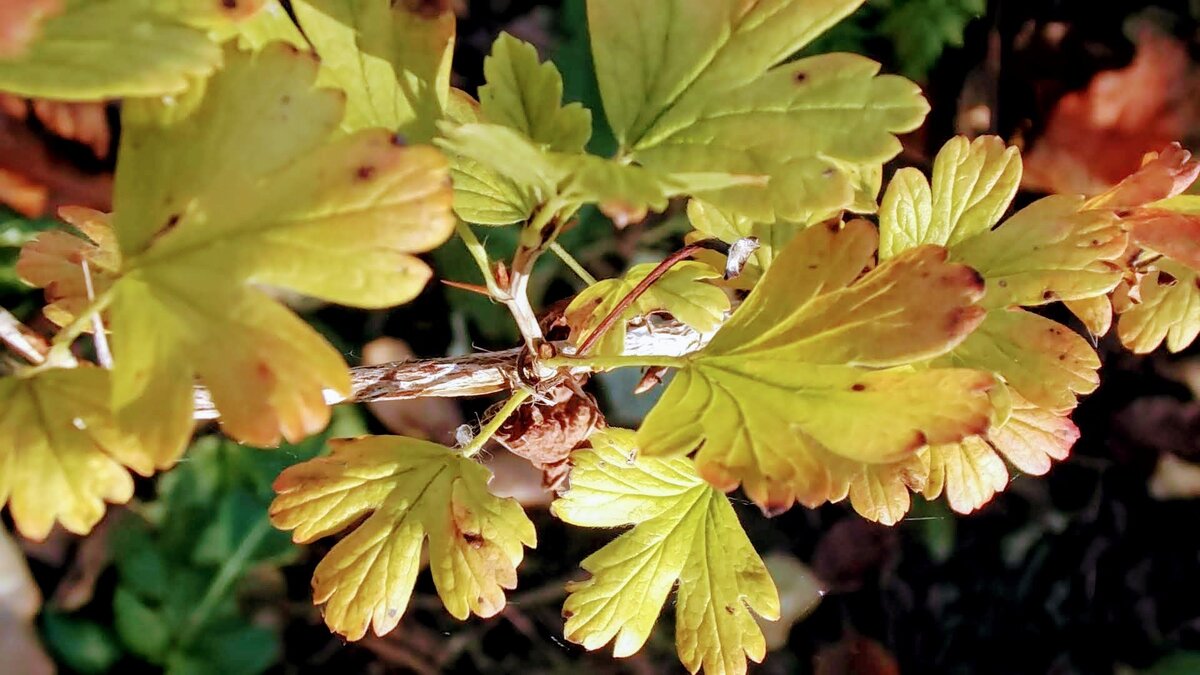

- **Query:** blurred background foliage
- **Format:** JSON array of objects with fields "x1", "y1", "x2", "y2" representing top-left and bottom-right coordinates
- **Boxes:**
[{"x1": 3, "y1": 1, "x2": 1200, "y2": 674}]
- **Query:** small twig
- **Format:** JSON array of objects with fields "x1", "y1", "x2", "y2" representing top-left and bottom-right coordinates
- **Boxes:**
[
  {"x1": 0, "y1": 307, "x2": 47, "y2": 365},
  {"x1": 80, "y1": 259, "x2": 111, "y2": 368}
]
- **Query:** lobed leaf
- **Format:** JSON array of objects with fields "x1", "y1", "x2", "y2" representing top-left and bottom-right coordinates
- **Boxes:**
[
  {"x1": 0, "y1": 0, "x2": 229, "y2": 100},
  {"x1": 636, "y1": 219, "x2": 994, "y2": 513},
  {"x1": 479, "y1": 33, "x2": 592, "y2": 154},
  {"x1": 552, "y1": 429, "x2": 779, "y2": 675},
  {"x1": 270, "y1": 435, "x2": 536, "y2": 640},
  {"x1": 291, "y1": 0, "x2": 455, "y2": 140},
  {"x1": 69, "y1": 44, "x2": 456, "y2": 464},
  {"x1": 17, "y1": 206, "x2": 118, "y2": 329},
  {"x1": 0, "y1": 366, "x2": 150, "y2": 540},
  {"x1": 1117, "y1": 261, "x2": 1200, "y2": 354},
  {"x1": 589, "y1": 0, "x2": 928, "y2": 222},
  {"x1": 564, "y1": 261, "x2": 730, "y2": 355},
  {"x1": 879, "y1": 136, "x2": 1021, "y2": 257}
]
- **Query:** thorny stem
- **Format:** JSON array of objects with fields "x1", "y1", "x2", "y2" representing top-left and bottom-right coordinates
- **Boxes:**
[
  {"x1": 549, "y1": 242, "x2": 597, "y2": 286},
  {"x1": 574, "y1": 241, "x2": 712, "y2": 356},
  {"x1": 460, "y1": 389, "x2": 532, "y2": 459},
  {"x1": 0, "y1": 307, "x2": 47, "y2": 365},
  {"x1": 81, "y1": 259, "x2": 112, "y2": 368},
  {"x1": 541, "y1": 353, "x2": 688, "y2": 371}
]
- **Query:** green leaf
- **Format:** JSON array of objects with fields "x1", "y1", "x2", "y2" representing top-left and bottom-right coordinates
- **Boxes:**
[
  {"x1": 440, "y1": 122, "x2": 739, "y2": 219},
  {"x1": 291, "y1": 0, "x2": 455, "y2": 140},
  {"x1": 564, "y1": 260, "x2": 730, "y2": 355},
  {"x1": 100, "y1": 44, "x2": 453, "y2": 461},
  {"x1": 636, "y1": 219, "x2": 994, "y2": 512},
  {"x1": 41, "y1": 613, "x2": 123, "y2": 675},
  {"x1": 113, "y1": 587, "x2": 171, "y2": 661},
  {"x1": 270, "y1": 435, "x2": 537, "y2": 640},
  {"x1": 480, "y1": 33, "x2": 592, "y2": 153},
  {"x1": 552, "y1": 429, "x2": 779, "y2": 675},
  {"x1": 588, "y1": 0, "x2": 928, "y2": 221},
  {"x1": 0, "y1": 0, "x2": 224, "y2": 100}
]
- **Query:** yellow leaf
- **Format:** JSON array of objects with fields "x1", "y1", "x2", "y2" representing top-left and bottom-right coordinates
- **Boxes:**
[
  {"x1": 552, "y1": 429, "x2": 779, "y2": 675},
  {"x1": 589, "y1": 0, "x2": 928, "y2": 222},
  {"x1": 1065, "y1": 295, "x2": 1114, "y2": 338},
  {"x1": 101, "y1": 45, "x2": 453, "y2": 462},
  {"x1": 270, "y1": 435, "x2": 536, "y2": 640},
  {"x1": 564, "y1": 261, "x2": 730, "y2": 356},
  {"x1": 637, "y1": 219, "x2": 994, "y2": 513},
  {"x1": 942, "y1": 308, "x2": 1100, "y2": 413},
  {"x1": 0, "y1": 0, "x2": 224, "y2": 100},
  {"x1": 0, "y1": 366, "x2": 149, "y2": 540},
  {"x1": 686, "y1": 199, "x2": 808, "y2": 272},
  {"x1": 879, "y1": 136, "x2": 1021, "y2": 257},
  {"x1": 952, "y1": 195, "x2": 1126, "y2": 309},
  {"x1": 1117, "y1": 262, "x2": 1200, "y2": 353},
  {"x1": 291, "y1": 0, "x2": 455, "y2": 140}
]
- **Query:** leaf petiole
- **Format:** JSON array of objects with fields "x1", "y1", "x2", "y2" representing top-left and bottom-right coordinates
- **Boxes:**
[
  {"x1": 455, "y1": 221, "x2": 508, "y2": 300},
  {"x1": 460, "y1": 388, "x2": 532, "y2": 459},
  {"x1": 549, "y1": 241, "x2": 598, "y2": 286}
]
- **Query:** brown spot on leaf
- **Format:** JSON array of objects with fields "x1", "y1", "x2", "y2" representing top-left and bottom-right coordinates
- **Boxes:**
[
  {"x1": 562, "y1": 609, "x2": 575, "y2": 620},
  {"x1": 794, "y1": 71, "x2": 808, "y2": 83},
  {"x1": 724, "y1": 605, "x2": 736, "y2": 614},
  {"x1": 851, "y1": 383, "x2": 867, "y2": 392},
  {"x1": 998, "y1": 280, "x2": 1008, "y2": 288},
  {"x1": 356, "y1": 165, "x2": 376, "y2": 180},
  {"x1": 390, "y1": 133, "x2": 407, "y2": 147},
  {"x1": 1043, "y1": 290, "x2": 1058, "y2": 301},
  {"x1": 255, "y1": 362, "x2": 273, "y2": 381},
  {"x1": 463, "y1": 531, "x2": 484, "y2": 549}
]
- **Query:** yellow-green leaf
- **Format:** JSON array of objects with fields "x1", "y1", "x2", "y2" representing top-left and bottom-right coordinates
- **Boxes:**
[
  {"x1": 687, "y1": 199, "x2": 807, "y2": 272},
  {"x1": 439, "y1": 122, "x2": 715, "y2": 218},
  {"x1": 104, "y1": 45, "x2": 454, "y2": 462},
  {"x1": 950, "y1": 195, "x2": 1126, "y2": 309},
  {"x1": 589, "y1": 0, "x2": 928, "y2": 222},
  {"x1": 1118, "y1": 262, "x2": 1200, "y2": 353},
  {"x1": 564, "y1": 261, "x2": 730, "y2": 355},
  {"x1": 0, "y1": 366, "x2": 149, "y2": 540},
  {"x1": 0, "y1": 0, "x2": 224, "y2": 100},
  {"x1": 636, "y1": 219, "x2": 994, "y2": 513},
  {"x1": 291, "y1": 0, "x2": 455, "y2": 140},
  {"x1": 270, "y1": 435, "x2": 536, "y2": 640},
  {"x1": 879, "y1": 136, "x2": 1021, "y2": 257},
  {"x1": 552, "y1": 429, "x2": 779, "y2": 675},
  {"x1": 941, "y1": 308, "x2": 1100, "y2": 413},
  {"x1": 444, "y1": 91, "x2": 539, "y2": 225},
  {"x1": 479, "y1": 33, "x2": 591, "y2": 153}
]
